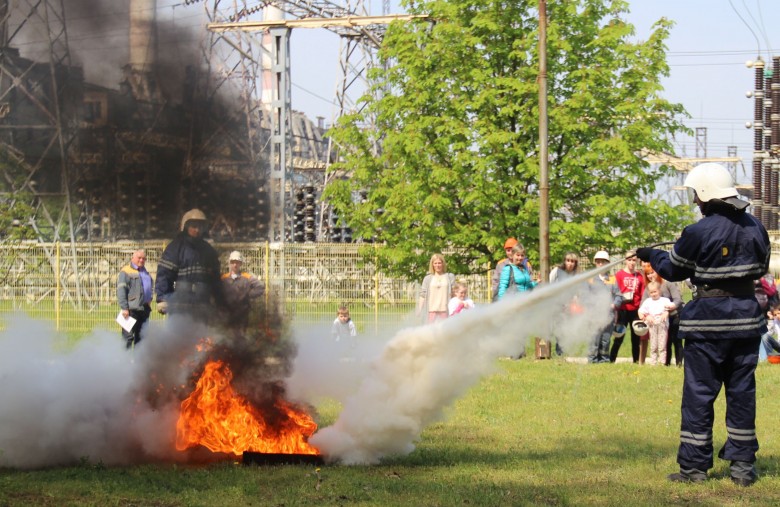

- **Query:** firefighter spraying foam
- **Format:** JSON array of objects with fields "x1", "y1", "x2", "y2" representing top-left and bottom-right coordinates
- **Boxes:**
[{"x1": 636, "y1": 162, "x2": 769, "y2": 487}]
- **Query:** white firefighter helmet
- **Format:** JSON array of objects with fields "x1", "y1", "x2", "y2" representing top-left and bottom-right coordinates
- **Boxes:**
[
  {"x1": 593, "y1": 250, "x2": 610, "y2": 262},
  {"x1": 611, "y1": 324, "x2": 626, "y2": 338},
  {"x1": 228, "y1": 250, "x2": 243, "y2": 262},
  {"x1": 631, "y1": 320, "x2": 650, "y2": 337},
  {"x1": 180, "y1": 208, "x2": 207, "y2": 231},
  {"x1": 683, "y1": 163, "x2": 738, "y2": 203}
]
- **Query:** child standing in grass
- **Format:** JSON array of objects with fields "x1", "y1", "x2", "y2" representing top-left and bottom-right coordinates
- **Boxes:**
[
  {"x1": 331, "y1": 304, "x2": 357, "y2": 347},
  {"x1": 448, "y1": 281, "x2": 475, "y2": 316},
  {"x1": 638, "y1": 281, "x2": 671, "y2": 365}
]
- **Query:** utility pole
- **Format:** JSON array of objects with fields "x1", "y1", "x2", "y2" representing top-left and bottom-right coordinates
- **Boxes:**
[{"x1": 538, "y1": 0, "x2": 550, "y2": 280}]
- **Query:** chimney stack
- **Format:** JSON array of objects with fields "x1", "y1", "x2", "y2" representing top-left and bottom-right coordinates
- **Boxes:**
[
  {"x1": 124, "y1": 0, "x2": 161, "y2": 102},
  {"x1": 129, "y1": 0, "x2": 157, "y2": 71}
]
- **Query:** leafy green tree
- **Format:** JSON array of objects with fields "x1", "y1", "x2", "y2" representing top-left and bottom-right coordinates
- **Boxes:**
[
  {"x1": 0, "y1": 149, "x2": 40, "y2": 242},
  {"x1": 324, "y1": 0, "x2": 692, "y2": 277}
]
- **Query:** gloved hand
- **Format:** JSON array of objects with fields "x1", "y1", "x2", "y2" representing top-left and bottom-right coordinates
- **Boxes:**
[
  {"x1": 157, "y1": 301, "x2": 168, "y2": 315},
  {"x1": 635, "y1": 248, "x2": 653, "y2": 262}
]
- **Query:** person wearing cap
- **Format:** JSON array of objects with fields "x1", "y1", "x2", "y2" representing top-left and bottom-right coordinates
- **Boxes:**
[
  {"x1": 587, "y1": 250, "x2": 621, "y2": 363},
  {"x1": 155, "y1": 208, "x2": 223, "y2": 321},
  {"x1": 492, "y1": 238, "x2": 533, "y2": 302},
  {"x1": 221, "y1": 250, "x2": 263, "y2": 331},
  {"x1": 636, "y1": 163, "x2": 770, "y2": 486}
]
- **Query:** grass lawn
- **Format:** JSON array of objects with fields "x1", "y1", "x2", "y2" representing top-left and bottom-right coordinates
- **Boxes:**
[{"x1": 2, "y1": 359, "x2": 780, "y2": 506}]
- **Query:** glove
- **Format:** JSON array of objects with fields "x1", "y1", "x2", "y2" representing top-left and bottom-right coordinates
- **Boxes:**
[
  {"x1": 635, "y1": 248, "x2": 653, "y2": 262},
  {"x1": 157, "y1": 301, "x2": 168, "y2": 315}
]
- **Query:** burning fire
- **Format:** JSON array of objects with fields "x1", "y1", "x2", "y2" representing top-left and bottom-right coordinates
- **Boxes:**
[{"x1": 176, "y1": 360, "x2": 320, "y2": 456}]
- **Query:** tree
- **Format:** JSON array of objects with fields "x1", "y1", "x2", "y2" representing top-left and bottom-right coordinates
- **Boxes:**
[
  {"x1": 0, "y1": 149, "x2": 38, "y2": 242},
  {"x1": 324, "y1": 0, "x2": 692, "y2": 277}
]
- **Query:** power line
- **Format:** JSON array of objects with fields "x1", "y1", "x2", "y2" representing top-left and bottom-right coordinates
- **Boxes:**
[
  {"x1": 668, "y1": 62, "x2": 750, "y2": 67},
  {"x1": 292, "y1": 82, "x2": 338, "y2": 106},
  {"x1": 728, "y1": 0, "x2": 763, "y2": 55}
]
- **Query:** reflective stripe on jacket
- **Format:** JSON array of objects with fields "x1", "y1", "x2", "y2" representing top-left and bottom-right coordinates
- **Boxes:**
[{"x1": 649, "y1": 209, "x2": 770, "y2": 340}]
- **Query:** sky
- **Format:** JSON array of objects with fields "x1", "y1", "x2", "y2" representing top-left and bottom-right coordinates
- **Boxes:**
[
  {"x1": 282, "y1": 0, "x2": 780, "y2": 185},
  {"x1": 627, "y1": 0, "x2": 780, "y2": 184}
]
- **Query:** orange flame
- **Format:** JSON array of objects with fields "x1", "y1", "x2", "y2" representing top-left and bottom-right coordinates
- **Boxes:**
[{"x1": 175, "y1": 360, "x2": 320, "y2": 455}]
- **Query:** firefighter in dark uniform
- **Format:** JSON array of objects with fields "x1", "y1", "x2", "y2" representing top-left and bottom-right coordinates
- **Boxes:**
[
  {"x1": 155, "y1": 208, "x2": 224, "y2": 321},
  {"x1": 637, "y1": 163, "x2": 769, "y2": 487}
]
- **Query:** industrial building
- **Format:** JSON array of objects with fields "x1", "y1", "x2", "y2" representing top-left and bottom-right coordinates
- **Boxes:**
[{"x1": 0, "y1": 0, "x2": 333, "y2": 242}]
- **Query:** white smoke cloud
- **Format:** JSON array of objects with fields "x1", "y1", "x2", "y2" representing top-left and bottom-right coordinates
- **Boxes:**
[
  {"x1": 303, "y1": 271, "x2": 614, "y2": 464},
  {"x1": 0, "y1": 264, "x2": 616, "y2": 469},
  {"x1": 285, "y1": 311, "x2": 422, "y2": 406},
  {"x1": 0, "y1": 314, "x2": 216, "y2": 468}
]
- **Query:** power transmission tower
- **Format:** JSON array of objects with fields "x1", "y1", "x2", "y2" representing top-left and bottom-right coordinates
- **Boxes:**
[
  {"x1": 208, "y1": 1, "x2": 417, "y2": 241},
  {"x1": 189, "y1": 0, "x2": 270, "y2": 239},
  {"x1": 695, "y1": 127, "x2": 707, "y2": 159},
  {"x1": 0, "y1": 0, "x2": 78, "y2": 242}
]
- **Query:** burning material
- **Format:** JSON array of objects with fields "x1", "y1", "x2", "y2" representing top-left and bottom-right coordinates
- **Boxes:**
[
  {"x1": 176, "y1": 359, "x2": 320, "y2": 456},
  {"x1": 242, "y1": 452, "x2": 324, "y2": 466},
  {"x1": 0, "y1": 303, "x2": 312, "y2": 468}
]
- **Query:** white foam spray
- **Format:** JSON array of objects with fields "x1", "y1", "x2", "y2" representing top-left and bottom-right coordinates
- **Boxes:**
[{"x1": 303, "y1": 269, "x2": 615, "y2": 464}]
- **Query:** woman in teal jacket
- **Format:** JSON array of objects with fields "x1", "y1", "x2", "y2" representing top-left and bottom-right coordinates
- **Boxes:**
[{"x1": 497, "y1": 244, "x2": 537, "y2": 300}]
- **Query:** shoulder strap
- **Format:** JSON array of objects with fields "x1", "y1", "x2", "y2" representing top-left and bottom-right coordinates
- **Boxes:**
[{"x1": 506, "y1": 264, "x2": 517, "y2": 288}]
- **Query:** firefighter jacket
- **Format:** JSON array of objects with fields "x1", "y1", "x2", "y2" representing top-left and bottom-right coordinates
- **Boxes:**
[
  {"x1": 646, "y1": 206, "x2": 770, "y2": 340},
  {"x1": 117, "y1": 264, "x2": 153, "y2": 311},
  {"x1": 155, "y1": 232, "x2": 223, "y2": 306}
]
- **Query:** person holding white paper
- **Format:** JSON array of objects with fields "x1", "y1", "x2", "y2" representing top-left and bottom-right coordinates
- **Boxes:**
[{"x1": 117, "y1": 249, "x2": 153, "y2": 349}]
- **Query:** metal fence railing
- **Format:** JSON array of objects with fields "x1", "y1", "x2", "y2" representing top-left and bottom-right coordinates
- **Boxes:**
[
  {"x1": 6, "y1": 239, "x2": 780, "y2": 337},
  {"x1": 0, "y1": 242, "x2": 493, "y2": 336}
]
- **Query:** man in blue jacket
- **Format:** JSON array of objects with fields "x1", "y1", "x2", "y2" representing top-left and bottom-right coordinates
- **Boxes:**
[{"x1": 637, "y1": 163, "x2": 770, "y2": 487}]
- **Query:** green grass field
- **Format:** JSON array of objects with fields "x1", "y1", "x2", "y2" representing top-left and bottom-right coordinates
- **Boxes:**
[{"x1": 2, "y1": 358, "x2": 780, "y2": 506}]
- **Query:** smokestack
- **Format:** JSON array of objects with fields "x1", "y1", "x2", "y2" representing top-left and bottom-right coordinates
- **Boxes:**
[
  {"x1": 124, "y1": 0, "x2": 161, "y2": 102},
  {"x1": 130, "y1": 0, "x2": 157, "y2": 71},
  {"x1": 261, "y1": 6, "x2": 283, "y2": 124}
]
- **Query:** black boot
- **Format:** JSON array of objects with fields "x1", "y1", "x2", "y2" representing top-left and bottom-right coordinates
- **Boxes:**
[
  {"x1": 730, "y1": 461, "x2": 757, "y2": 487},
  {"x1": 667, "y1": 468, "x2": 707, "y2": 483}
]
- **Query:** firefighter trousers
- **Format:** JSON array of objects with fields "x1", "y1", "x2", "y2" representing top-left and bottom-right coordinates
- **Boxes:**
[{"x1": 677, "y1": 337, "x2": 760, "y2": 471}]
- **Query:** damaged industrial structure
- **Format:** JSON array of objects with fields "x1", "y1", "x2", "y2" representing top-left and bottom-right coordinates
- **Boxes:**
[{"x1": 0, "y1": 0, "x2": 337, "y2": 243}]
